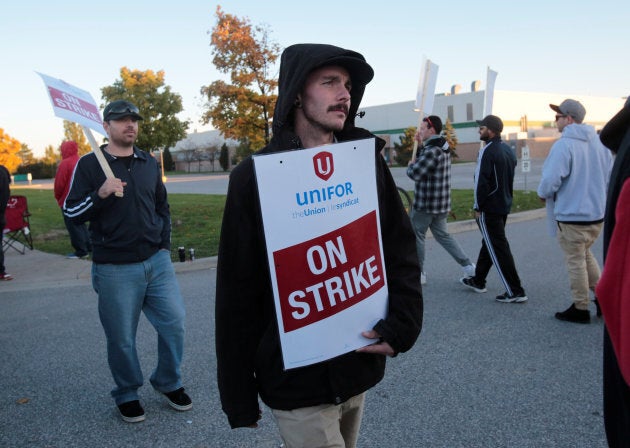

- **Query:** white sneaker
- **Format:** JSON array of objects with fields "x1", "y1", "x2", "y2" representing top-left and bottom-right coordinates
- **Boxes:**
[
  {"x1": 462, "y1": 264, "x2": 476, "y2": 278},
  {"x1": 420, "y1": 272, "x2": 427, "y2": 285}
]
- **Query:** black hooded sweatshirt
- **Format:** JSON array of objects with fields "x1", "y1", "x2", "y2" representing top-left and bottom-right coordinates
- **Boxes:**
[{"x1": 215, "y1": 43, "x2": 423, "y2": 429}]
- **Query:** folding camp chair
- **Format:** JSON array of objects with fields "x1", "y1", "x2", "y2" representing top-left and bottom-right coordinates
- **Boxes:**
[{"x1": 2, "y1": 195, "x2": 34, "y2": 254}]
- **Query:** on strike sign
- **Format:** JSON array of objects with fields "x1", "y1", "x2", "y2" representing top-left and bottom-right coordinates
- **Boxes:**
[
  {"x1": 254, "y1": 138, "x2": 388, "y2": 369},
  {"x1": 37, "y1": 72, "x2": 106, "y2": 136}
]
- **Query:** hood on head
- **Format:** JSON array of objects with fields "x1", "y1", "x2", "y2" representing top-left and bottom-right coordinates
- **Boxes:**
[
  {"x1": 60, "y1": 141, "x2": 79, "y2": 159},
  {"x1": 600, "y1": 97, "x2": 630, "y2": 154},
  {"x1": 272, "y1": 43, "x2": 374, "y2": 136}
]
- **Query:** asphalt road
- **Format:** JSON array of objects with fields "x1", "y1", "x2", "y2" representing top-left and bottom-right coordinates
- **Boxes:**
[{"x1": 0, "y1": 215, "x2": 607, "y2": 447}]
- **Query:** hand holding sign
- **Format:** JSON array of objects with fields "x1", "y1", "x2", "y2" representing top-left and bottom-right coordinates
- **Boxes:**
[
  {"x1": 356, "y1": 330, "x2": 395, "y2": 356},
  {"x1": 38, "y1": 72, "x2": 123, "y2": 197}
]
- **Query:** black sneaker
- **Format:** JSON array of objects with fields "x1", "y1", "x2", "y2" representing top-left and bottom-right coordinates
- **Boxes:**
[
  {"x1": 459, "y1": 277, "x2": 487, "y2": 293},
  {"x1": 163, "y1": 387, "x2": 192, "y2": 411},
  {"x1": 118, "y1": 400, "x2": 145, "y2": 423},
  {"x1": 495, "y1": 291, "x2": 528, "y2": 303},
  {"x1": 555, "y1": 304, "x2": 590, "y2": 324}
]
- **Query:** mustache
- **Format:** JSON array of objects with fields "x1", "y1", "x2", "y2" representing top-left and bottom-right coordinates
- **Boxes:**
[{"x1": 327, "y1": 104, "x2": 349, "y2": 115}]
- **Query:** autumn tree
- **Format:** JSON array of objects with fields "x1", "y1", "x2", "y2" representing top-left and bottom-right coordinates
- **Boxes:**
[
  {"x1": 393, "y1": 127, "x2": 417, "y2": 166},
  {"x1": 201, "y1": 6, "x2": 279, "y2": 153},
  {"x1": 0, "y1": 128, "x2": 22, "y2": 173},
  {"x1": 41, "y1": 144, "x2": 60, "y2": 165},
  {"x1": 101, "y1": 68, "x2": 189, "y2": 152},
  {"x1": 62, "y1": 121, "x2": 91, "y2": 156},
  {"x1": 443, "y1": 118, "x2": 459, "y2": 158},
  {"x1": 17, "y1": 143, "x2": 35, "y2": 167}
]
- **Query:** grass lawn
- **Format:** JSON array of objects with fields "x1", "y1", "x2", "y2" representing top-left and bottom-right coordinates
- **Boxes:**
[{"x1": 9, "y1": 187, "x2": 542, "y2": 260}]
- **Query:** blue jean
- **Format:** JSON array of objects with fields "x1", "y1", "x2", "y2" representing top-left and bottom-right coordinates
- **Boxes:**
[
  {"x1": 62, "y1": 212, "x2": 91, "y2": 256},
  {"x1": 92, "y1": 249, "x2": 186, "y2": 405},
  {"x1": 410, "y1": 209, "x2": 472, "y2": 271}
]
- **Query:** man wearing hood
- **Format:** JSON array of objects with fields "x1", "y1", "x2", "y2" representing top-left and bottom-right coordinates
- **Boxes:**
[
  {"x1": 215, "y1": 43, "x2": 423, "y2": 447},
  {"x1": 537, "y1": 99, "x2": 612, "y2": 324},
  {"x1": 54, "y1": 140, "x2": 91, "y2": 259},
  {"x1": 406, "y1": 115, "x2": 475, "y2": 285}
]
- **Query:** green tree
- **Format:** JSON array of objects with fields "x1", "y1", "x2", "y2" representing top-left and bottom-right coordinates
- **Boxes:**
[
  {"x1": 41, "y1": 144, "x2": 60, "y2": 165},
  {"x1": 62, "y1": 121, "x2": 91, "y2": 156},
  {"x1": 18, "y1": 143, "x2": 35, "y2": 167},
  {"x1": 201, "y1": 6, "x2": 279, "y2": 153},
  {"x1": 0, "y1": 128, "x2": 22, "y2": 172},
  {"x1": 101, "y1": 68, "x2": 189, "y2": 152},
  {"x1": 393, "y1": 127, "x2": 417, "y2": 166},
  {"x1": 162, "y1": 147, "x2": 175, "y2": 171},
  {"x1": 219, "y1": 142, "x2": 229, "y2": 171},
  {"x1": 443, "y1": 118, "x2": 459, "y2": 158}
]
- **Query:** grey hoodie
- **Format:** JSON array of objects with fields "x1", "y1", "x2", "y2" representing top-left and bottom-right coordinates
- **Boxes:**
[{"x1": 538, "y1": 123, "x2": 612, "y2": 222}]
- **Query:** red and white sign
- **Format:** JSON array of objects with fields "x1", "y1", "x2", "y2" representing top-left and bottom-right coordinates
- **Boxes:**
[
  {"x1": 254, "y1": 138, "x2": 388, "y2": 369},
  {"x1": 37, "y1": 72, "x2": 106, "y2": 136}
]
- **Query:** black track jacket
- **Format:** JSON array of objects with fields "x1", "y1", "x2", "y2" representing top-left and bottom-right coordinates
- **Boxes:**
[{"x1": 63, "y1": 147, "x2": 170, "y2": 264}]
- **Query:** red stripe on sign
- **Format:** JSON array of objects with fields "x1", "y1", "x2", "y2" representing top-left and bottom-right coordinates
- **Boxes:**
[
  {"x1": 48, "y1": 86, "x2": 102, "y2": 124},
  {"x1": 274, "y1": 211, "x2": 384, "y2": 332}
]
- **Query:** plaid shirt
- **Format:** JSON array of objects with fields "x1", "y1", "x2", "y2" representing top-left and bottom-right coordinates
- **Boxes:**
[{"x1": 406, "y1": 136, "x2": 451, "y2": 214}]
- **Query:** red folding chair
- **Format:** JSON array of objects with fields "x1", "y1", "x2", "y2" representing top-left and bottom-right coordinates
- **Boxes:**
[{"x1": 2, "y1": 195, "x2": 34, "y2": 254}]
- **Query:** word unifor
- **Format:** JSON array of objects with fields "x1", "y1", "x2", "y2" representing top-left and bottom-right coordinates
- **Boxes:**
[{"x1": 296, "y1": 182, "x2": 354, "y2": 206}]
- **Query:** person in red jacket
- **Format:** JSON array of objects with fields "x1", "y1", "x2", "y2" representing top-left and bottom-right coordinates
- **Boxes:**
[{"x1": 54, "y1": 141, "x2": 91, "y2": 259}]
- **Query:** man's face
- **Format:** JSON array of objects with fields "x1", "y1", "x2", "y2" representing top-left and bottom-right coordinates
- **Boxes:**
[
  {"x1": 104, "y1": 116, "x2": 139, "y2": 146},
  {"x1": 478, "y1": 125, "x2": 492, "y2": 142},
  {"x1": 416, "y1": 120, "x2": 433, "y2": 142},
  {"x1": 296, "y1": 65, "x2": 352, "y2": 133},
  {"x1": 555, "y1": 113, "x2": 570, "y2": 132}
]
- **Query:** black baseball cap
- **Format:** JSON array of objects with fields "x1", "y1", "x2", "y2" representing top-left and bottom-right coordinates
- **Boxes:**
[
  {"x1": 103, "y1": 100, "x2": 143, "y2": 121},
  {"x1": 476, "y1": 115, "x2": 504, "y2": 133}
]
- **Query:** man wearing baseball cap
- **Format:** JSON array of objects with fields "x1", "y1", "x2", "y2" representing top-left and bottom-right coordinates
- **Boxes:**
[
  {"x1": 460, "y1": 114, "x2": 527, "y2": 303},
  {"x1": 538, "y1": 99, "x2": 612, "y2": 324},
  {"x1": 63, "y1": 99, "x2": 192, "y2": 422},
  {"x1": 215, "y1": 43, "x2": 422, "y2": 447}
]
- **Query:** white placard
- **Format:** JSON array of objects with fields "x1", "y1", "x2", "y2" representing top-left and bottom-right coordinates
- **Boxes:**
[
  {"x1": 253, "y1": 138, "x2": 388, "y2": 369},
  {"x1": 521, "y1": 160, "x2": 531, "y2": 173},
  {"x1": 483, "y1": 67, "x2": 498, "y2": 116},
  {"x1": 37, "y1": 72, "x2": 106, "y2": 136},
  {"x1": 415, "y1": 56, "x2": 439, "y2": 115}
]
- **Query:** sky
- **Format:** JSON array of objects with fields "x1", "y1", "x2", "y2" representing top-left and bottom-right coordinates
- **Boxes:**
[{"x1": 1, "y1": 0, "x2": 628, "y2": 158}]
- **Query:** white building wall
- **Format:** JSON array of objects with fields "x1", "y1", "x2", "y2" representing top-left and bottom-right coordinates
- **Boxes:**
[{"x1": 357, "y1": 90, "x2": 625, "y2": 146}]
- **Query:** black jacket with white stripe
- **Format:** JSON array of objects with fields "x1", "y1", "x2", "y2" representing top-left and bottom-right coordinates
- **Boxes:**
[{"x1": 63, "y1": 146, "x2": 170, "y2": 264}]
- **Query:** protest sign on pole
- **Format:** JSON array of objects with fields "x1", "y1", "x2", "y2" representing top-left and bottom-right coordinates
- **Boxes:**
[
  {"x1": 412, "y1": 57, "x2": 439, "y2": 160},
  {"x1": 483, "y1": 67, "x2": 498, "y2": 117},
  {"x1": 253, "y1": 138, "x2": 388, "y2": 369},
  {"x1": 37, "y1": 72, "x2": 106, "y2": 136},
  {"x1": 38, "y1": 72, "x2": 122, "y2": 196}
]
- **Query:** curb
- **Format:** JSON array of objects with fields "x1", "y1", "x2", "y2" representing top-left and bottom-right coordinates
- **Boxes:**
[
  {"x1": 445, "y1": 207, "x2": 546, "y2": 235},
  {"x1": 2, "y1": 208, "x2": 544, "y2": 293}
]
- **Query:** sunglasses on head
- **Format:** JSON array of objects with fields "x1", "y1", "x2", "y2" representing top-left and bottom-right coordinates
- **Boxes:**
[
  {"x1": 108, "y1": 104, "x2": 140, "y2": 115},
  {"x1": 423, "y1": 117, "x2": 434, "y2": 129}
]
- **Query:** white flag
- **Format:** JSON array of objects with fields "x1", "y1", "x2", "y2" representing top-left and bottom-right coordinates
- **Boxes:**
[
  {"x1": 483, "y1": 67, "x2": 498, "y2": 116},
  {"x1": 415, "y1": 57, "x2": 439, "y2": 115}
]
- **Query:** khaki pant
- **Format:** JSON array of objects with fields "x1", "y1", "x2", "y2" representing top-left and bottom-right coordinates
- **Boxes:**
[
  {"x1": 271, "y1": 393, "x2": 366, "y2": 448},
  {"x1": 557, "y1": 222, "x2": 603, "y2": 310}
]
